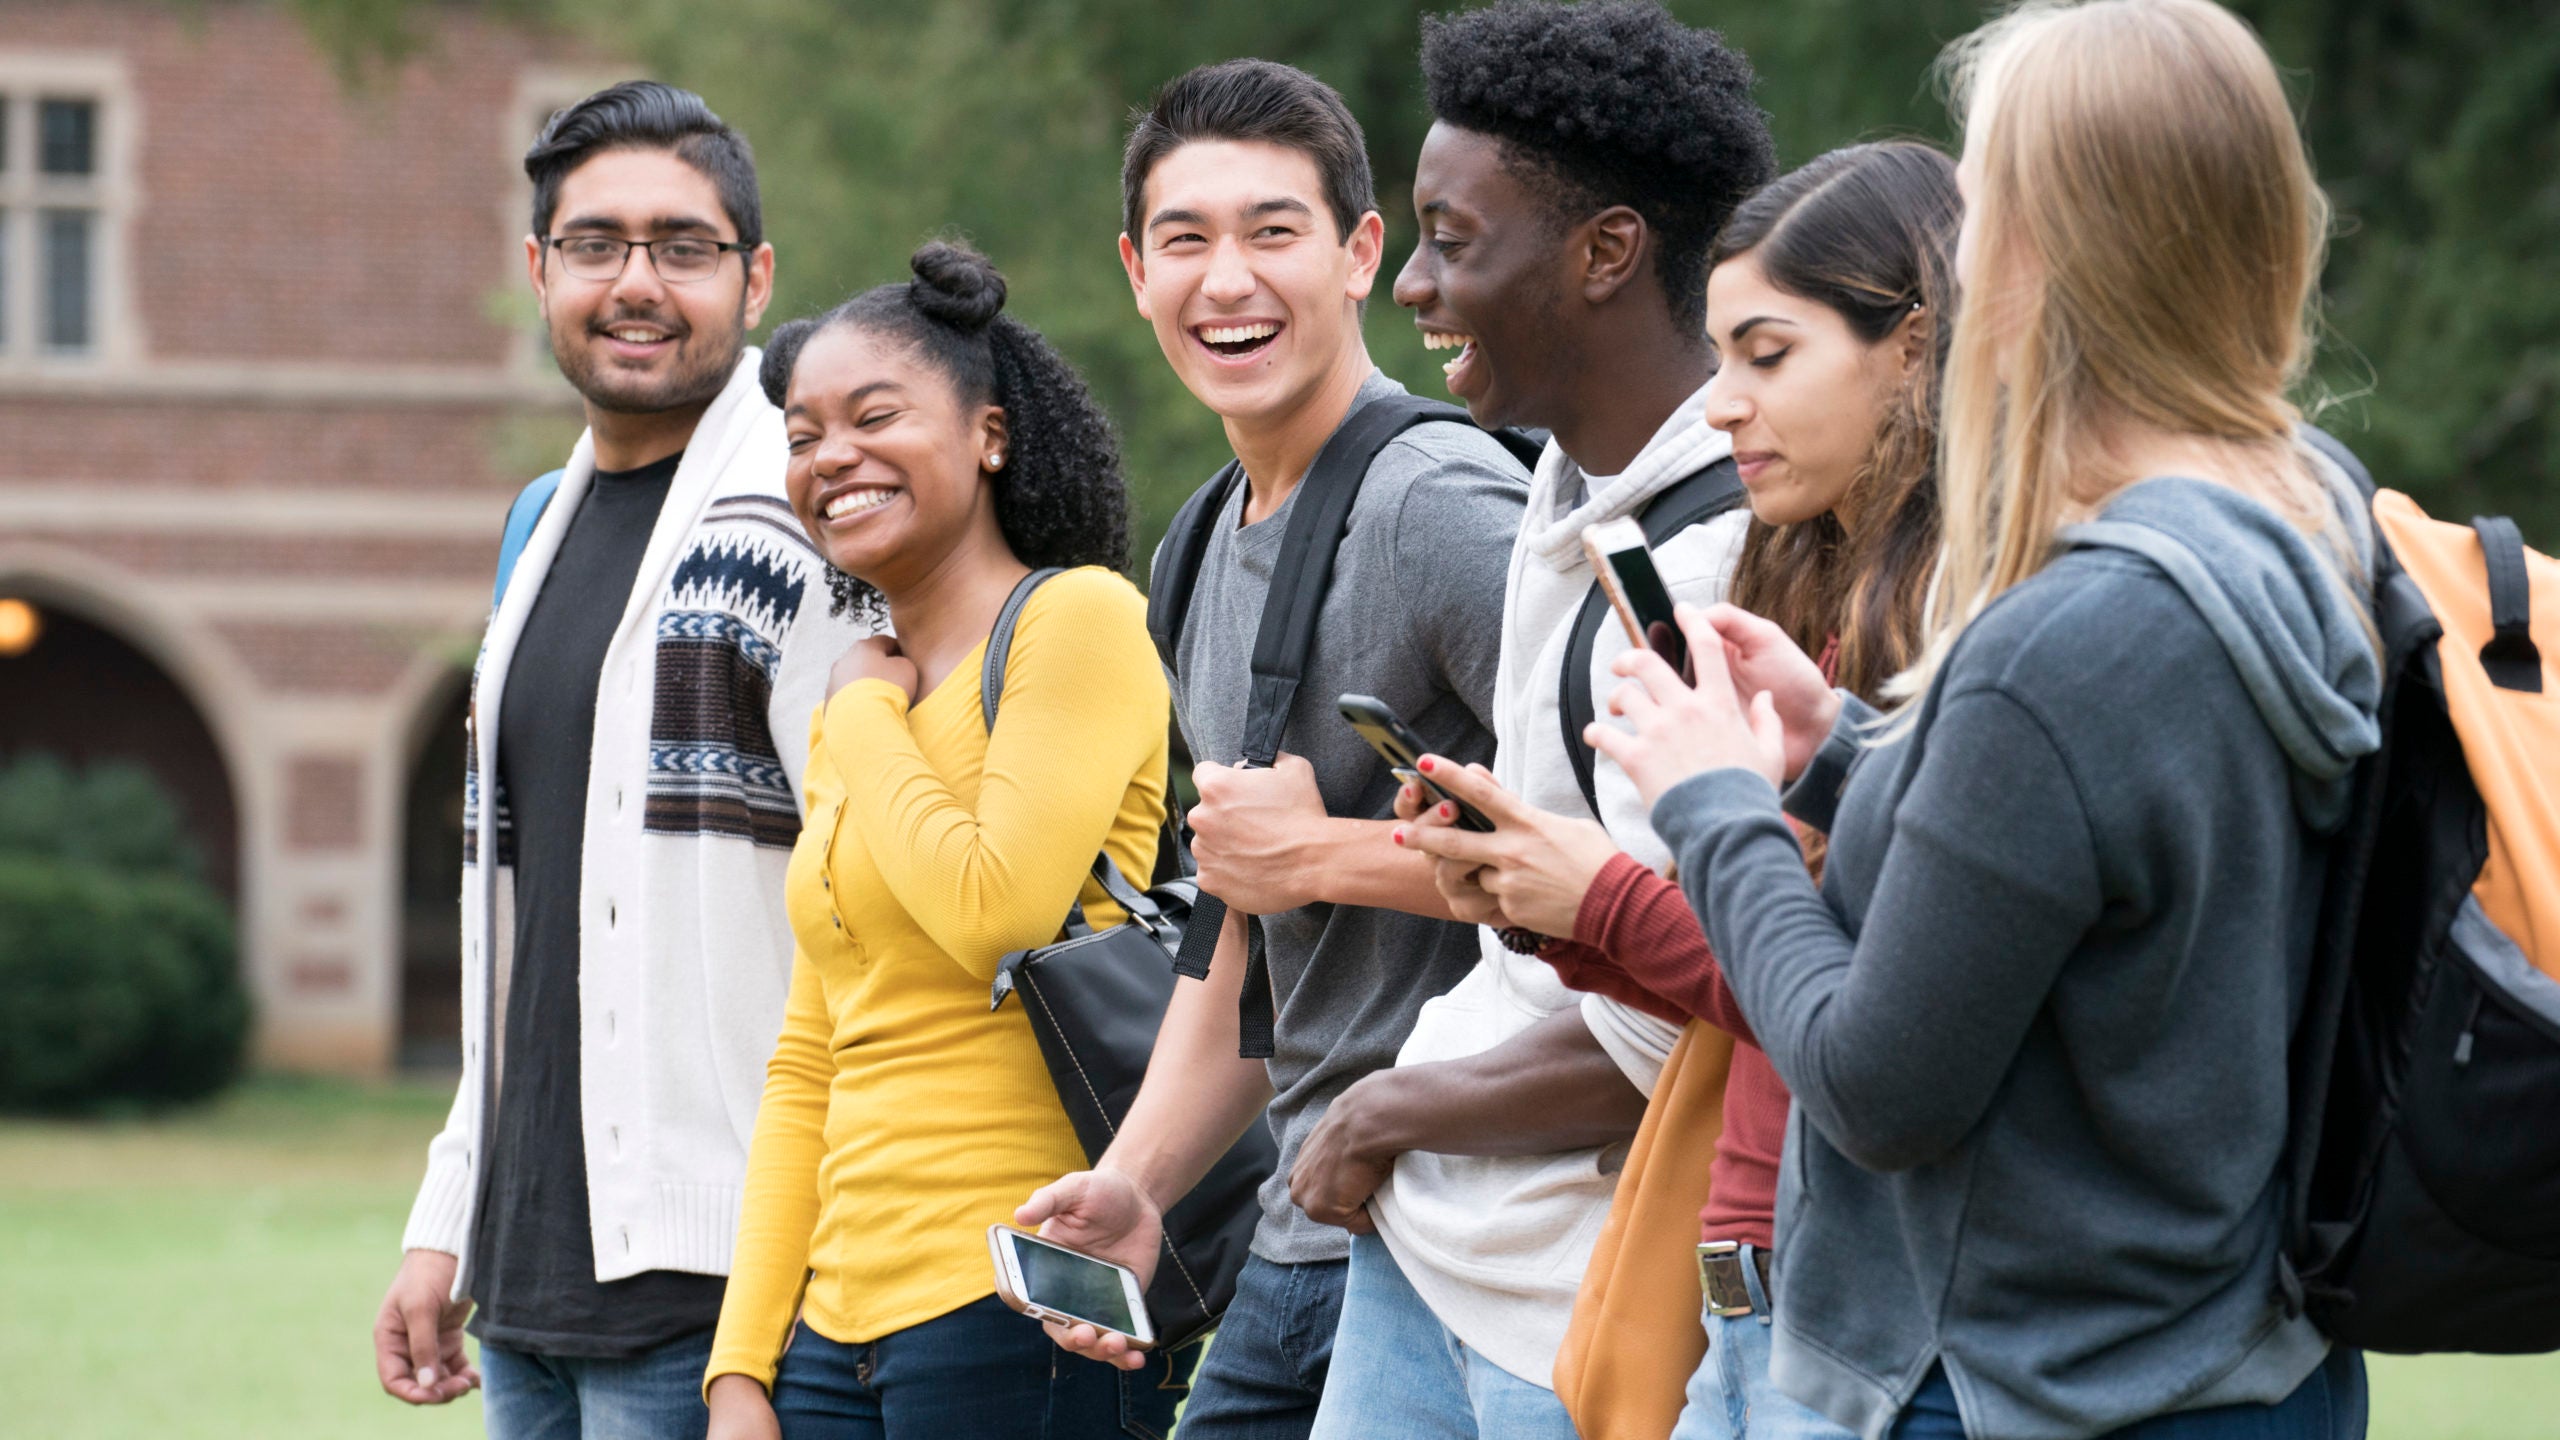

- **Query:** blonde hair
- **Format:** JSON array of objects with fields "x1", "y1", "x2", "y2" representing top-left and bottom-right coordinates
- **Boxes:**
[{"x1": 1896, "y1": 0, "x2": 2341, "y2": 704}]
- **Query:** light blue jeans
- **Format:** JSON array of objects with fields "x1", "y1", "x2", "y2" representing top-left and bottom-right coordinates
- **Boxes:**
[
  {"x1": 1305, "y1": 1231, "x2": 1579, "y2": 1440},
  {"x1": 1669, "y1": 1246, "x2": 1855, "y2": 1440},
  {"x1": 479, "y1": 1329, "x2": 714, "y2": 1440}
]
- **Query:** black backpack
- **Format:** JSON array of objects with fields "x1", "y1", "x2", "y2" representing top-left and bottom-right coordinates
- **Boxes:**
[
  {"x1": 1144, "y1": 393, "x2": 1540, "y2": 1056},
  {"x1": 1552, "y1": 457, "x2": 1747, "y2": 819},
  {"x1": 2278, "y1": 429, "x2": 2560, "y2": 1353}
]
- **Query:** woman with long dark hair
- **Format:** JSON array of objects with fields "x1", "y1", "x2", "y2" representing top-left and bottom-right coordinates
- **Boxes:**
[
  {"x1": 1397, "y1": 140, "x2": 1956, "y2": 1440},
  {"x1": 701, "y1": 242, "x2": 1181, "y2": 1440}
]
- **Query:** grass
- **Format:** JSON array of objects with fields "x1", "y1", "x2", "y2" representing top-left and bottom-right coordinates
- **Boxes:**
[{"x1": 2, "y1": 1078, "x2": 2556, "y2": 1438}]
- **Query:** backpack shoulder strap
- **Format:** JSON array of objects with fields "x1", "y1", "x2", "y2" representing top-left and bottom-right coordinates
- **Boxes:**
[
  {"x1": 1145, "y1": 463, "x2": 1245, "y2": 677},
  {"x1": 492, "y1": 469, "x2": 565, "y2": 609},
  {"x1": 1559, "y1": 457, "x2": 1748, "y2": 818},
  {"x1": 1238, "y1": 391, "x2": 1458, "y2": 765},
  {"x1": 1176, "y1": 391, "x2": 1477, "y2": 1057}
]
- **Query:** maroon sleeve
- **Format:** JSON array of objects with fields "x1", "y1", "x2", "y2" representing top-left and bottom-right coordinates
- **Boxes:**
[
  {"x1": 1549, "y1": 853, "x2": 1759, "y2": 1044},
  {"x1": 1540, "y1": 935, "x2": 1687, "y2": 1026}
]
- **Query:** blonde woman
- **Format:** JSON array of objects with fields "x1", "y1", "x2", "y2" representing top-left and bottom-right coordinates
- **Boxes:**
[{"x1": 1592, "y1": 2, "x2": 2379, "y2": 1437}]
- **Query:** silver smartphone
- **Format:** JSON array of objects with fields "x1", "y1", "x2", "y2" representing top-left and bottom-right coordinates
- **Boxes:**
[
  {"x1": 987, "y1": 1225, "x2": 1157, "y2": 1349},
  {"x1": 1581, "y1": 516, "x2": 1690, "y2": 677}
]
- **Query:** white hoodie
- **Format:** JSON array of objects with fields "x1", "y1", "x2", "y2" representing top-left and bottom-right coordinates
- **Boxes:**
[{"x1": 1368, "y1": 385, "x2": 1746, "y2": 1387}]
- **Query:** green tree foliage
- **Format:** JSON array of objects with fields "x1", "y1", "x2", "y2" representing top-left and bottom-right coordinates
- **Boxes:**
[
  {"x1": 0, "y1": 755, "x2": 248, "y2": 1112},
  {"x1": 272, "y1": 0, "x2": 2557, "y2": 546}
]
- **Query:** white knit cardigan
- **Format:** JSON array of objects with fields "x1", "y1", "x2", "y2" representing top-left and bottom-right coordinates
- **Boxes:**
[{"x1": 402, "y1": 352, "x2": 872, "y2": 1292}]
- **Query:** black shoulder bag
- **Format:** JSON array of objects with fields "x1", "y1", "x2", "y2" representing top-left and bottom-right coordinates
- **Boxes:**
[{"x1": 980, "y1": 569, "x2": 1278, "y2": 1352}]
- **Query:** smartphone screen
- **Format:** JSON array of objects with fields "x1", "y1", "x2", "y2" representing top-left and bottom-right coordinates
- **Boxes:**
[
  {"x1": 1337, "y1": 695, "x2": 1496, "y2": 832},
  {"x1": 1584, "y1": 519, "x2": 1688, "y2": 678},
  {"x1": 1002, "y1": 1230, "x2": 1142, "y2": 1336}
]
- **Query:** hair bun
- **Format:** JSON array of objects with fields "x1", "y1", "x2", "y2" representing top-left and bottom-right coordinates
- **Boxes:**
[{"x1": 908, "y1": 241, "x2": 1006, "y2": 331}]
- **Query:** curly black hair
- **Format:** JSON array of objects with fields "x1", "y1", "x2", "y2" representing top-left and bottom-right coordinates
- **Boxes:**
[
  {"x1": 759, "y1": 241, "x2": 1133, "y2": 619},
  {"x1": 1419, "y1": 0, "x2": 1776, "y2": 328}
]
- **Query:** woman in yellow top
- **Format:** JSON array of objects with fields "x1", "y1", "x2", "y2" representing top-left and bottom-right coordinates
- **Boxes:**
[{"x1": 704, "y1": 242, "x2": 1178, "y2": 1440}]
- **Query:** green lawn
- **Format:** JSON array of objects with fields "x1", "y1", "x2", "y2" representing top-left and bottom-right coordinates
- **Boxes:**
[{"x1": 1, "y1": 1078, "x2": 2554, "y2": 1438}]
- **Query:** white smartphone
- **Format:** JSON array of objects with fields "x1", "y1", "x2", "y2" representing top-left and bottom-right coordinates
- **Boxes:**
[
  {"x1": 1581, "y1": 516, "x2": 1690, "y2": 677},
  {"x1": 987, "y1": 1225, "x2": 1157, "y2": 1349}
]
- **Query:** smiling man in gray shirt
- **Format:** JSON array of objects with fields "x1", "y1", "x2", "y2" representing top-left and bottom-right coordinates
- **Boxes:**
[{"x1": 1014, "y1": 61, "x2": 1527, "y2": 1439}]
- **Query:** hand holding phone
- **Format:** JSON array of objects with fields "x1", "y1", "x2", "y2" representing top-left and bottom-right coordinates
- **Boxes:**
[
  {"x1": 1581, "y1": 517, "x2": 1690, "y2": 679},
  {"x1": 988, "y1": 1225, "x2": 1157, "y2": 1350},
  {"x1": 1337, "y1": 695, "x2": 1494, "y2": 832}
]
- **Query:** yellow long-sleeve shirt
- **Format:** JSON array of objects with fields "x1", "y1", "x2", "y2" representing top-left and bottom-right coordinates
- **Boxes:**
[{"x1": 706, "y1": 566, "x2": 1169, "y2": 1390}]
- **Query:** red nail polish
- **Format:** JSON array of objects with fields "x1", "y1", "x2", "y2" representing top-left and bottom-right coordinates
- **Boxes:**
[
  {"x1": 1392, "y1": 827, "x2": 1406, "y2": 845},
  {"x1": 1418, "y1": 756, "x2": 1436, "y2": 773},
  {"x1": 1438, "y1": 803, "x2": 1453, "y2": 819}
]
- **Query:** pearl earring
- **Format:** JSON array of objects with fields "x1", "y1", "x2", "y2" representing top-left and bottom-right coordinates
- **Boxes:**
[{"x1": 988, "y1": 452, "x2": 1005, "y2": 470}]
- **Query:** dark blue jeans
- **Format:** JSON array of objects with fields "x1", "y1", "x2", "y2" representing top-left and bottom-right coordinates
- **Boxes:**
[
  {"x1": 1175, "y1": 1254, "x2": 1348, "y2": 1440},
  {"x1": 481, "y1": 1329, "x2": 714, "y2": 1440},
  {"x1": 770, "y1": 1295, "x2": 1189, "y2": 1440},
  {"x1": 1888, "y1": 1348, "x2": 2368, "y2": 1440}
]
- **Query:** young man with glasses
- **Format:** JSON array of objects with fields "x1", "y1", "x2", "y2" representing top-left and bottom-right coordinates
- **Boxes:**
[{"x1": 372, "y1": 80, "x2": 870, "y2": 1439}]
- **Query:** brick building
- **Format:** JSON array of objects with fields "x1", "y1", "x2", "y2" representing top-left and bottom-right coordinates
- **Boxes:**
[{"x1": 0, "y1": 1, "x2": 619, "y2": 1072}]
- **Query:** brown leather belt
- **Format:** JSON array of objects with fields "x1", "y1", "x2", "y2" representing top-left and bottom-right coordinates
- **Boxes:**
[{"x1": 1697, "y1": 1241, "x2": 1775, "y2": 1318}]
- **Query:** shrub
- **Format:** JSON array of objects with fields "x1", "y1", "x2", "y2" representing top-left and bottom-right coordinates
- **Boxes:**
[{"x1": 0, "y1": 755, "x2": 247, "y2": 1112}]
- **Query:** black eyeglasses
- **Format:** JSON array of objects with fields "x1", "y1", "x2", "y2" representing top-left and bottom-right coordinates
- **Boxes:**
[{"x1": 542, "y1": 234, "x2": 755, "y2": 283}]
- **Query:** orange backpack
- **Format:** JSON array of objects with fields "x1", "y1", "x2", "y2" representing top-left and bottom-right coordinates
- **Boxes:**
[{"x1": 2285, "y1": 472, "x2": 2560, "y2": 1352}]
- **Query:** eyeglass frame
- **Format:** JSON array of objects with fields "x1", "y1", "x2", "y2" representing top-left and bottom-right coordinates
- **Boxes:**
[{"x1": 539, "y1": 232, "x2": 760, "y2": 284}]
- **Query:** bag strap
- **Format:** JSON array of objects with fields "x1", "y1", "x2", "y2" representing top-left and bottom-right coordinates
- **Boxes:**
[
  {"x1": 491, "y1": 469, "x2": 565, "y2": 609},
  {"x1": 1558, "y1": 457, "x2": 1748, "y2": 819},
  {"x1": 980, "y1": 566, "x2": 1180, "y2": 940},
  {"x1": 980, "y1": 567, "x2": 1066, "y2": 732},
  {"x1": 1146, "y1": 463, "x2": 1245, "y2": 677},
  {"x1": 1174, "y1": 391, "x2": 1493, "y2": 1058},
  {"x1": 2473, "y1": 516, "x2": 2544, "y2": 693}
]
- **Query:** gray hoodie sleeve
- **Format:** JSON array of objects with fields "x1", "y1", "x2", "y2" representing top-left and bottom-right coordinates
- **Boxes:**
[
  {"x1": 1652, "y1": 685, "x2": 2105, "y2": 1172},
  {"x1": 1778, "y1": 691, "x2": 1877, "y2": 836}
]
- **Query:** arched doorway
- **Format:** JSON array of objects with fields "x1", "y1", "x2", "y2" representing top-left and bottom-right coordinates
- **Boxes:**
[
  {"x1": 0, "y1": 597, "x2": 240, "y2": 901},
  {"x1": 398, "y1": 678, "x2": 469, "y2": 1070}
]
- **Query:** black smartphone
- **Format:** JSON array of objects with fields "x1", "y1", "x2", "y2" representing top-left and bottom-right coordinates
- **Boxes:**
[
  {"x1": 1336, "y1": 694, "x2": 1496, "y2": 832},
  {"x1": 1581, "y1": 517, "x2": 1689, "y2": 678}
]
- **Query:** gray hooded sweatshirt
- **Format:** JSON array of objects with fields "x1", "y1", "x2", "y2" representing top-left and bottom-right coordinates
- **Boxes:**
[{"x1": 1652, "y1": 474, "x2": 2381, "y2": 1440}]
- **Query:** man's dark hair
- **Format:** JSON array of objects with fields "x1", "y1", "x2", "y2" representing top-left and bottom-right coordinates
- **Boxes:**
[
  {"x1": 526, "y1": 80, "x2": 763, "y2": 248},
  {"x1": 1122, "y1": 59, "x2": 1377, "y2": 245},
  {"x1": 1420, "y1": 0, "x2": 1775, "y2": 328}
]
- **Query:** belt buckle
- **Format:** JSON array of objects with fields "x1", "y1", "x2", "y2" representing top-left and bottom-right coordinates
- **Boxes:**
[{"x1": 1696, "y1": 1240, "x2": 1753, "y2": 1318}]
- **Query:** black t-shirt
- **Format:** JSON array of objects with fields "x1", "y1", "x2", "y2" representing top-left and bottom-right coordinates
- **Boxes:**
[{"x1": 470, "y1": 452, "x2": 727, "y2": 1357}]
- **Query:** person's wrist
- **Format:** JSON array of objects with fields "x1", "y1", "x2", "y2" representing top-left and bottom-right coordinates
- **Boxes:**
[
  {"x1": 1281, "y1": 815, "x2": 1363, "y2": 906},
  {"x1": 1096, "y1": 1155, "x2": 1175, "y2": 1224},
  {"x1": 708, "y1": 1373, "x2": 767, "y2": 1406},
  {"x1": 1814, "y1": 687, "x2": 1844, "y2": 737},
  {"x1": 1334, "y1": 1071, "x2": 1417, "y2": 1161}
]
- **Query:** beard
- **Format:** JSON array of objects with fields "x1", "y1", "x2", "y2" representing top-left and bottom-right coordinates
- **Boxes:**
[{"x1": 547, "y1": 295, "x2": 746, "y2": 415}]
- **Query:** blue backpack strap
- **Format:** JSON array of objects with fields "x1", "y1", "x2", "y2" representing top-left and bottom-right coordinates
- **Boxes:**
[{"x1": 492, "y1": 469, "x2": 565, "y2": 608}]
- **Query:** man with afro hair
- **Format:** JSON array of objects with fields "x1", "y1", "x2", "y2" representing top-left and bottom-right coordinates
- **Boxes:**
[{"x1": 1282, "y1": 6, "x2": 1790, "y2": 1440}]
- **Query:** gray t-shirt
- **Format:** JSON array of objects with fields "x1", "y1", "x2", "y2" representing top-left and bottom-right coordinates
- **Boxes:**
[{"x1": 1160, "y1": 372, "x2": 1528, "y2": 1263}]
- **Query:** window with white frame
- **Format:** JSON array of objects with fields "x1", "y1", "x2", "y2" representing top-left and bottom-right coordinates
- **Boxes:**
[{"x1": 0, "y1": 88, "x2": 111, "y2": 358}]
